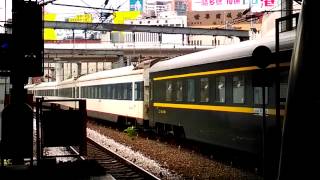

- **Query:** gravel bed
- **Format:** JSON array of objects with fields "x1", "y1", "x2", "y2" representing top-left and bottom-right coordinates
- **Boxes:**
[{"x1": 87, "y1": 122, "x2": 262, "y2": 180}]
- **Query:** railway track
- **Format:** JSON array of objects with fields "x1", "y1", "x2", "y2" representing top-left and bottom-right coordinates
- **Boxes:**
[{"x1": 81, "y1": 138, "x2": 160, "y2": 180}]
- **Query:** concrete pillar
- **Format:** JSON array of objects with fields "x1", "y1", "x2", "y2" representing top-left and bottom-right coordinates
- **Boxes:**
[
  {"x1": 87, "y1": 62, "x2": 89, "y2": 74},
  {"x1": 56, "y1": 62, "x2": 63, "y2": 82},
  {"x1": 47, "y1": 62, "x2": 50, "y2": 82},
  {"x1": 77, "y1": 62, "x2": 81, "y2": 77},
  {"x1": 119, "y1": 55, "x2": 124, "y2": 67},
  {"x1": 281, "y1": 0, "x2": 293, "y2": 31},
  {"x1": 69, "y1": 63, "x2": 72, "y2": 79}
]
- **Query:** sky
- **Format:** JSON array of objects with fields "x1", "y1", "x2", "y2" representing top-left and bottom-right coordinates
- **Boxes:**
[{"x1": 0, "y1": 0, "x2": 129, "y2": 32}]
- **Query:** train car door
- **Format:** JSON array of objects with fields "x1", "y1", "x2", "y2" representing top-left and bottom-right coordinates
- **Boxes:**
[{"x1": 133, "y1": 81, "x2": 143, "y2": 118}]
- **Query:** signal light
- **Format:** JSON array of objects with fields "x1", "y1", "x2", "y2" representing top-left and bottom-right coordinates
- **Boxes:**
[{"x1": 12, "y1": 1, "x2": 44, "y2": 77}]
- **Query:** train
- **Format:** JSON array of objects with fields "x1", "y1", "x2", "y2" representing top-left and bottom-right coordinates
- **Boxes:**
[{"x1": 26, "y1": 30, "x2": 295, "y2": 154}]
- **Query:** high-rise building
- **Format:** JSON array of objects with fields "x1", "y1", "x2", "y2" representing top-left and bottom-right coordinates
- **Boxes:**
[
  {"x1": 145, "y1": 0, "x2": 174, "y2": 17},
  {"x1": 174, "y1": 0, "x2": 188, "y2": 16}
]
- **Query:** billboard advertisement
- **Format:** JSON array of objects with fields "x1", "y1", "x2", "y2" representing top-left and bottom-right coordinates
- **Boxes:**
[
  {"x1": 113, "y1": 11, "x2": 141, "y2": 24},
  {"x1": 130, "y1": 0, "x2": 143, "y2": 11},
  {"x1": 44, "y1": 13, "x2": 98, "y2": 41},
  {"x1": 44, "y1": 12, "x2": 57, "y2": 41},
  {"x1": 191, "y1": 0, "x2": 280, "y2": 12},
  {"x1": 67, "y1": 14, "x2": 93, "y2": 23}
]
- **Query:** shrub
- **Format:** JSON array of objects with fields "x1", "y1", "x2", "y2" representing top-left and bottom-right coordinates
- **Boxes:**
[{"x1": 124, "y1": 126, "x2": 137, "y2": 138}]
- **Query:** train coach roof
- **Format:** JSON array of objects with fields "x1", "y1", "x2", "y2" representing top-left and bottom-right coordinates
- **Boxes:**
[
  {"x1": 24, "y1": 84, "x2": 36, "y2": 89},
  {"x1": 150, "y1": 31, "x2": 296, "y2": 73},
  {"x1": 58, "y1": 78, "x2": 76, "y2": 86},
  {"x1": 77, "y1": 65, "x2": 143, "y2": 82},
  {"x1": 31, "y1": 81, "x2": 58, "y2": 89}
]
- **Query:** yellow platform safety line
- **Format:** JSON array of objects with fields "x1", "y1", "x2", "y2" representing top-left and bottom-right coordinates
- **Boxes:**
[{"x1": 153, "y1": 102, "x2": 285, "y2": 116}]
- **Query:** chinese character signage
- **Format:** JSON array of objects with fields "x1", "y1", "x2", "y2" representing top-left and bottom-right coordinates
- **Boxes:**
[
  {"x1": 67, "y1": 14, "x2": 93, "y2": 23},
  {"x1": 192, "y1": 0, "x2": 279, "y2": 11}
]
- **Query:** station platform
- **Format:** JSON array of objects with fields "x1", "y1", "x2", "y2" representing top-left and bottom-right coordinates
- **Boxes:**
[{"x1": 0, "y1": 159, "x2": 115, "y2": 180}]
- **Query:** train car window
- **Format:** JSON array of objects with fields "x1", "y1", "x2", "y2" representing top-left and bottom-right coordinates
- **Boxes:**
[
  {"x1": 123, "y1": 83, "x2": 128, "y2": 100},
  {"x1": 100, "y1": 85, "x2": 105, "y2": 99},
  {"x1": 76, "y1": 87, "x2": 78, "y2": 98},
  {"x1": 89, "y1": 87, "x2": 92, "y2": 98},
  {"x1": 187, "y1": 79, "x2": 195, "y2": 102},
  {"x1": 118, "y1": 84, "x2": 123, "y2": 100},
  {"x1": 215, "y1": 76, "x2": 225, "y2": 103},
  {"x1": 112, "y1": 85, "x2": 116, "y2": 99},
  {"x1": 106, "y1": 85, "x2": 111, "y2": 99},
  {"x1": 94, "y1": 86, "x2": 97, "y2": 99},
  {"x1": 116, "y1": 84, "x2": 119, "y2": 99},
  {"x1": 77, "y1": 87, "x2": 79, "y2": 98},
  {"x1": 134, "y1": 83, "x2": 138, "y2": 100},
  {"x1": 165, "y1": 81, "x2": 173, "y2": 101},
  {"x1": 200, "y1": 78, "x2": 209, "y2": 102},
  {"x1": 128, "y1": 83, "x2": 132, "y2": 100},
  {"x1": 104, "y1": 85, "x2": 108, "y2": 99},
  {"x1": 254, "y1": 87, "x2": 268, "y2": 104},
  {"x1": 280, "y1": 83, "x2": 288, "y2": 105},
  {"x1": 109, "y1": 85, "x2": 113, "y2": 99},
  {"x1": 280, "y1": 71, "x2": 289, "y2": 105},
  {"x1": 232, "y1": 75, "x2": 245, "y2": 103},
  {"x1": 98, "y1": 86, "x2": 101, "y2": 99},
  {"x1": 176, "y1": 80, "x2": 183, "y2": 102},
  {"x1": 135, "y1": 82, "x2": 144, "y2": 101}
]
